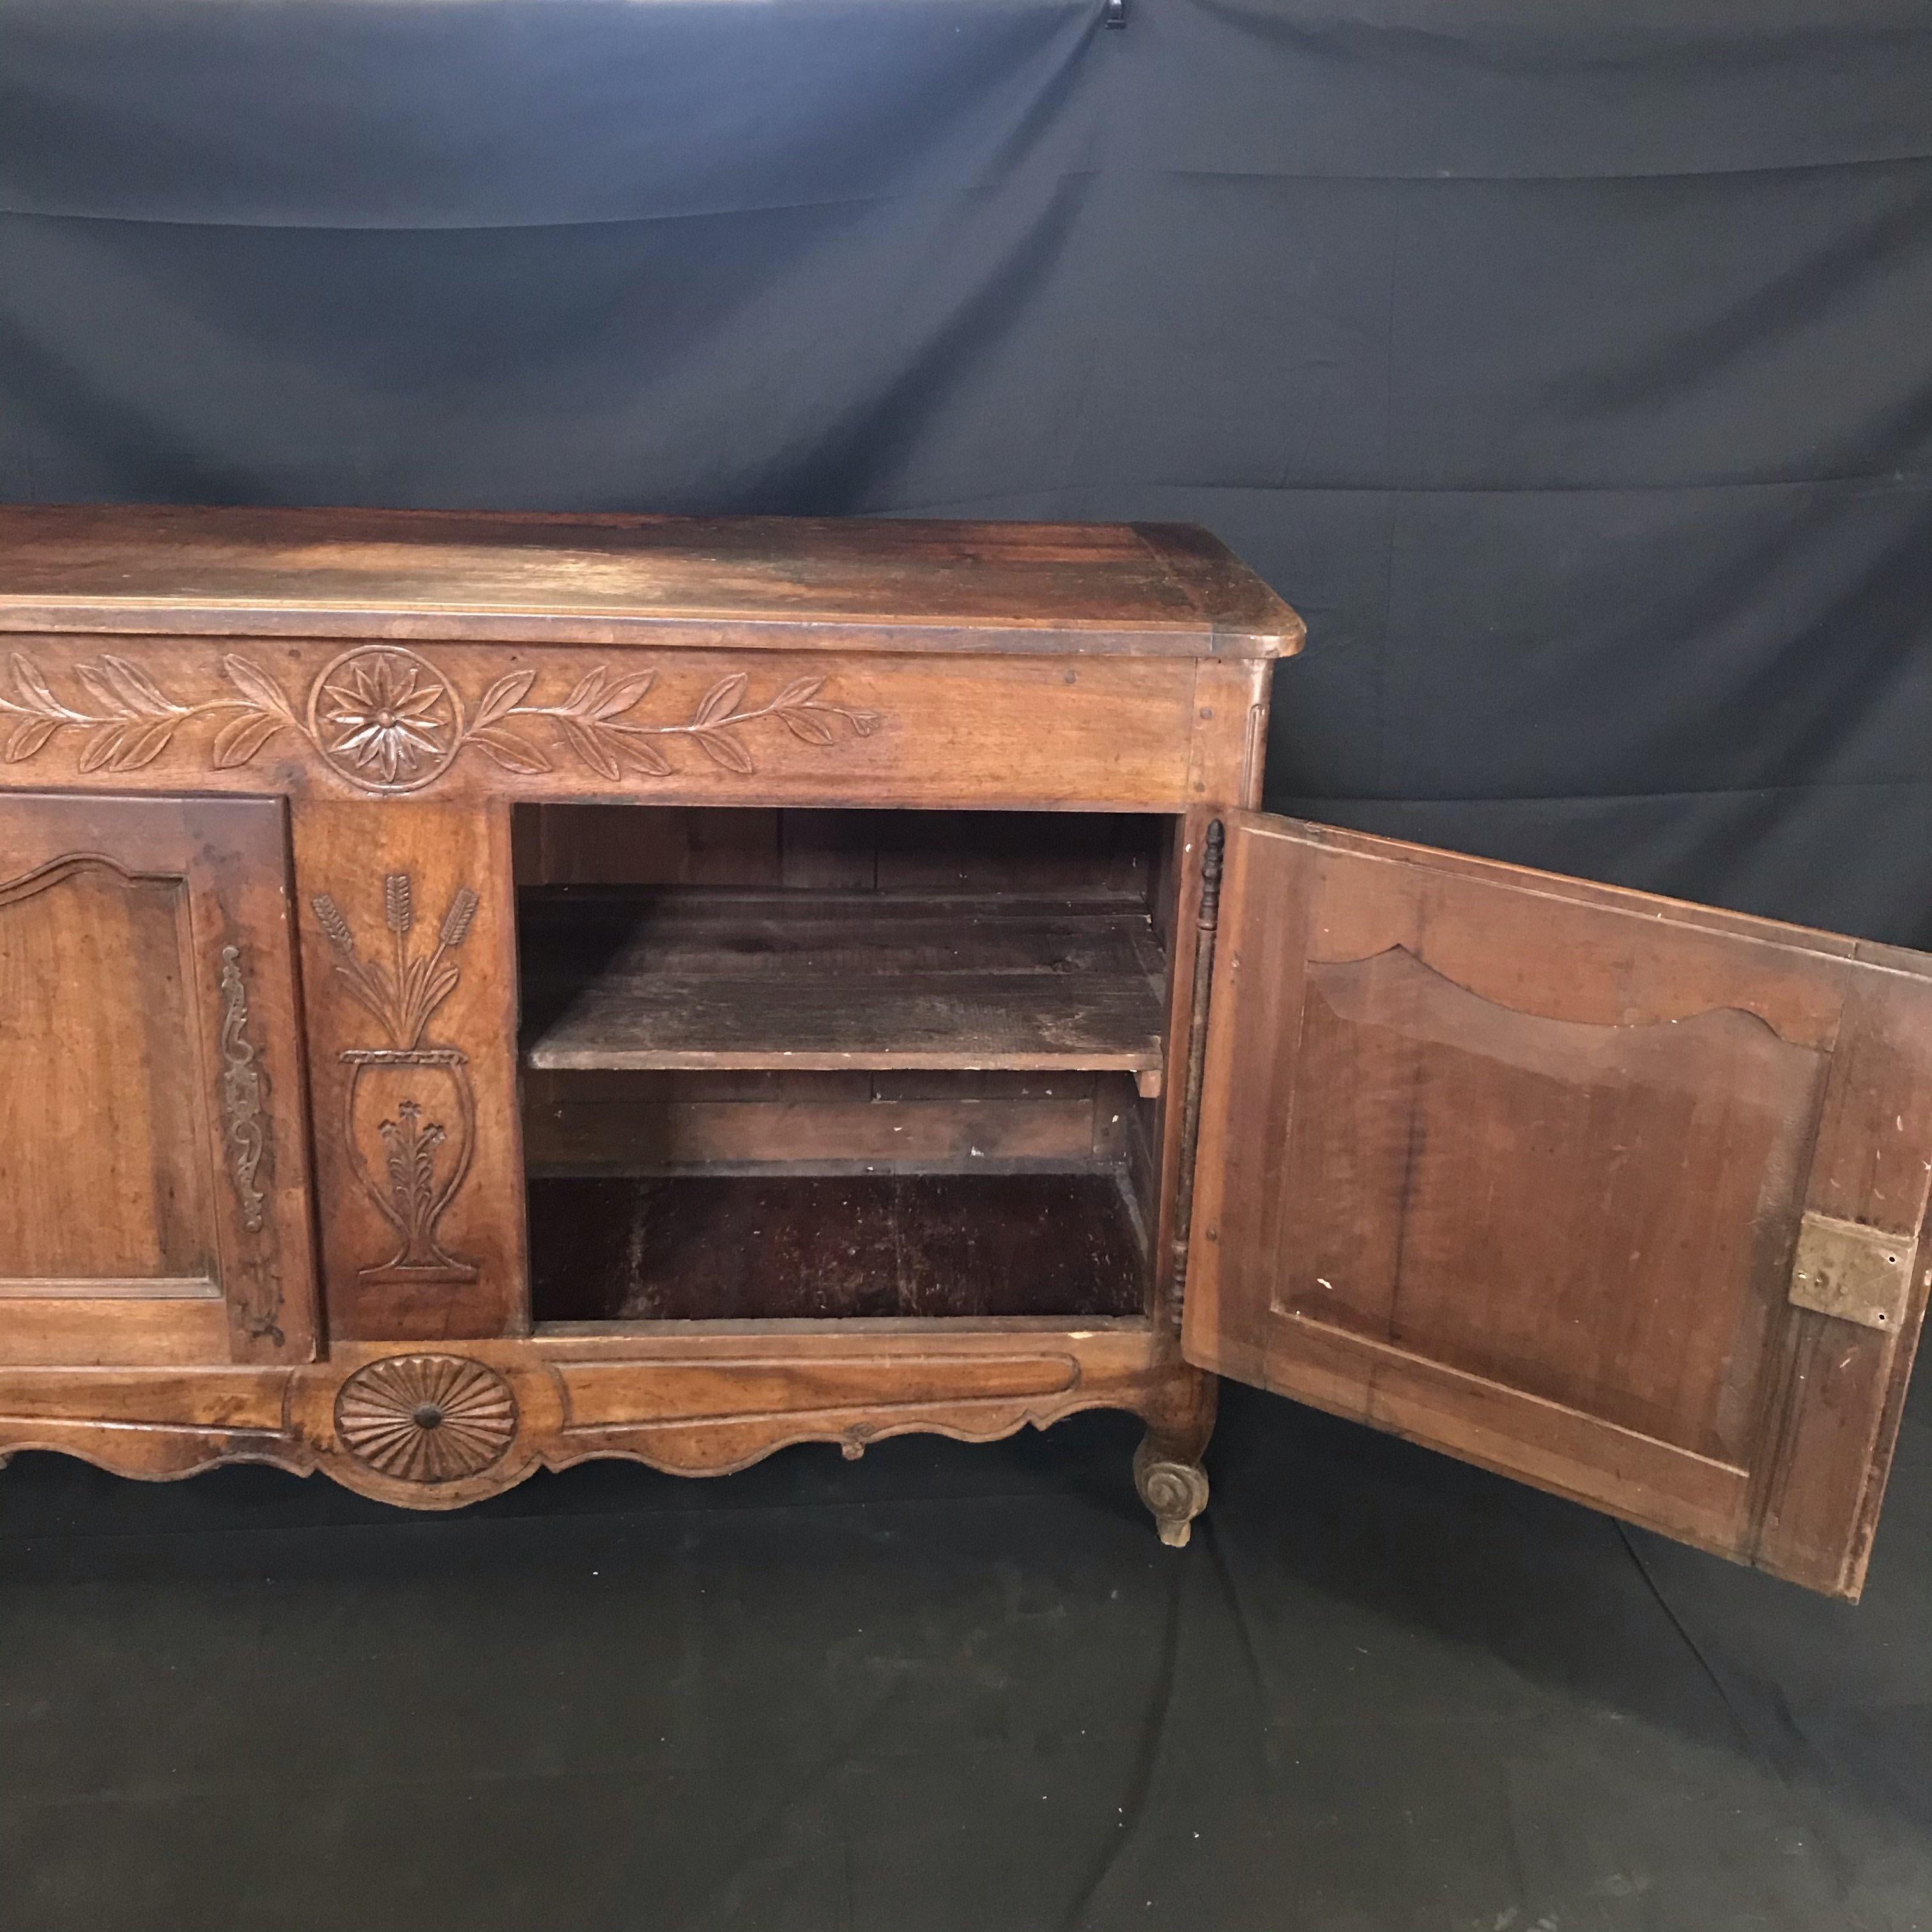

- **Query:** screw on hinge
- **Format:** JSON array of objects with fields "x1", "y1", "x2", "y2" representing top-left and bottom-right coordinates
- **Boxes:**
[{"x1": 1104, "y1": 0, "x2": 1126, "y2": 24}]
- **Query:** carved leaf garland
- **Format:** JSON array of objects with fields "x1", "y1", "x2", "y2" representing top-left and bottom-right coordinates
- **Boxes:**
[
  {"x1": 473, "y1": 668, "x2": 537, "y2": 728},
  {"x1": 453, "y1": 657, "x2": 882, "y2": 781},
  {"x1": 3, "y1": 650, "x2": 302, "y2": 774},
  {"x1": 0, "y1": 648, "x2": 882, "y2": 790}
]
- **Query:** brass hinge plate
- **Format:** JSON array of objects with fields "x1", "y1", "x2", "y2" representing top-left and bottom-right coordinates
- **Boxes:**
[{"x1": 1787, "y1": 1213, "x2": 1919, "y2": 1333}]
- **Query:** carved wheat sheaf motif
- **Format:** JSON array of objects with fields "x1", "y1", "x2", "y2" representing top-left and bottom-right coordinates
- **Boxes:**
[
  {"x1": 318, "y1": 873, "x2": 482, "y2": 1285},
  {"x1": 0, "y1": 646, "x2": 883, "y2": 793},
  {"x1": 313, "y1": 869, "x2": 479, "y2": 1054}
]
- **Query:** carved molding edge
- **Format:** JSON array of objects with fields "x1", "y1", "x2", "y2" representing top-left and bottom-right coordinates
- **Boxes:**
[
  {"x1": 0, "y1": 647, "x2": 884, "y2": 793},
  {"x1": 0, "y1": 1429, "x2": 313, "y2": 1484},
  {"x1": 0, "y1": 852, "x2": 152, "y2": 910},
  {"x1": 555, "y1": 1403, "x2": 1132, "y2": 1481}
]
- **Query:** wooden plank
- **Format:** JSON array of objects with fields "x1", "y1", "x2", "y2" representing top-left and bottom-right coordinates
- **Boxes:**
[
  {"x1": 524, "y1": 1068, "x2": 877, "y2": 1105},
  {"x1": 523, "y1": 1094, "x2": 1105, "y2": 1174},
  {"x1": 521, "y1": 1066, "x2": 1126, "y2": 1174},
  {"x1": 867, "y1": 1070, "x2": 1098, "y2": 1101},
  {"x1": 0, "y1": 1365, "x2": 289, "y2": 1429},
  {"x1": 514, "y1": 807, "x2": 1163, "y2": 896},
  {"x1": 1260, "y1": 1313, "x2": 1750, "y2": 1552},
  {"x1": 527, "y1": 980, "x2": 1167, "y2": 1075},
  {"x1": 0, "y1": 506, "x2": 1303, "y2": 657},
  {"x1": 522, "y1": 1067, "x2": 1102, "y2": 1103},
  {"x1": 1187, "y1": 659, "x2": 1273, "y2": 809},
  {"x1": 522, "y1": 805, "x2": 781, "y2": 885},
  {"x1": 0, "y1": 1298, "x2": 233, "y2": 1367},
  {"x1": 0, "y1": 1277, "x2": 218, "y2": 1300},
  {"x1": 521, "y1": 889, "x2": 1168, "y2": 1077},
  {"x1": 1294, "y1": 819, "x2": 1866, "y2": 967},
  {"x1": 519, "y1": 889, "x2": 1167, "y2": 974},
  {"x1": 869, "y1": 812, "x2": 1155, "y2": 894},
  {"x1": 779, "y1": 810, "x2": 882, "y2": 888},
  {"x1": 1749, "y1": 970, "x2": 1932, "y2": 1595},
  {"x1": 558, "y1": 1352, "x2": 1082, "y2": 1427}
]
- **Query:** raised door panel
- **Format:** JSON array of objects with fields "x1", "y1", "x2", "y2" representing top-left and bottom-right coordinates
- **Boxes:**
[
  {"x1": 0, "y1": 794, "x2": 318, "y2": 1363},
  {"x1": 1183, "y1": 815, "x2": 1932, "y2": 1599}
]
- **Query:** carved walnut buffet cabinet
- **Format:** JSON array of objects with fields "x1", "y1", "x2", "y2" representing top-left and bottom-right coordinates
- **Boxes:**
[{"x1": 0, "y1": 504, "x2": 1928, "y2": 1600}]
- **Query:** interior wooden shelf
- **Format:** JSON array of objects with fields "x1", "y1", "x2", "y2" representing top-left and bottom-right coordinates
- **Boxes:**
[{"x1": 519, "y1": 889, "x2": 1169, "y2": 1085}]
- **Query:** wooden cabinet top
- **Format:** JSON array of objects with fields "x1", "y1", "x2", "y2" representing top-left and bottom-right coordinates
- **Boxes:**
[{"x1": 0, "y1": 505, "x2": 1305, "y2": 658}]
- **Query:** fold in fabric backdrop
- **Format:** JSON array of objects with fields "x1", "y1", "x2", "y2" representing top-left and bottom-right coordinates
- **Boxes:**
[{"x1": 3, "y1": 0, "x2": 1930, "y2": 943}]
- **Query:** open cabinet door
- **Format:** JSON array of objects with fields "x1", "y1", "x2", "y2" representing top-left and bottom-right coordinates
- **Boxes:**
[{"x1": 1182, "y1": 815, "x2": 1932, "y2": 1598}]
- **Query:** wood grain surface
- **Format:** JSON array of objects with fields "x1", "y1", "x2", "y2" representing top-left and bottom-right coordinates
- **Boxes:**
[
  {"x1": 0, "y1": 792, "x2": 318, "y2": 1365},
  {"x1": 526, "y1": 1172, "x2": 1149, "y2": 1322},
  {"x1": 521, "y1": 888, "x2": 1168, "y2": 1079},
  {"x1": 0, "y1": 506, "x2": 1304, "y2": 656},
  {"x1": 1183, "y1": 813, "x2": 1932, "y2": 1598}
]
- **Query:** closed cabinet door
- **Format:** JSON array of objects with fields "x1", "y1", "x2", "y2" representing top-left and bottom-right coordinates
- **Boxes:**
[
  {"x1": 0, "y1": 793, "x2": 316, "y2": 1365},
  {"x1": 1183, "y1": 815, "x2": 1932, "y2": 1599}
]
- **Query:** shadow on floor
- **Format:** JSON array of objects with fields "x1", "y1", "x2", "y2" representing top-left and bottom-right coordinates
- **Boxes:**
[{"x1": 4, "y1": 1375, "x2": 1929, "y2": 1931}]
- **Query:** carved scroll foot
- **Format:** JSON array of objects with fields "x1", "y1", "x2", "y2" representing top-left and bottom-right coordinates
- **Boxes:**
[{"x1": 1133, "y1": 1434, "x2": 1209, "y2": 1548}]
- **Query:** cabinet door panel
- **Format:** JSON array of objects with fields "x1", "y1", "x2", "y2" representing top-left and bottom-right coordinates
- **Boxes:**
[
  {"x1": 0, "y1": 860, "x2": 215, "y2": 1285},
  {"x1": 1184, "y1": 815, "x2": 1932, "y2": 1598},
  {"x1": 0, "y1": 794, "x2": 317, "y2": 1363}
]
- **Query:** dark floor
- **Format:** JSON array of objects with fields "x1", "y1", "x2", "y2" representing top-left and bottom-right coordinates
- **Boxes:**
[{"x1": 4, "y1": 1372, "x2": 1931, "y2": 1932}]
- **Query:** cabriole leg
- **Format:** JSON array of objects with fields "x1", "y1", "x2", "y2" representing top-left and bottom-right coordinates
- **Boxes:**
[{"x1": 1133, "y1": 1368, "x2": 1217, "y2": 1547}]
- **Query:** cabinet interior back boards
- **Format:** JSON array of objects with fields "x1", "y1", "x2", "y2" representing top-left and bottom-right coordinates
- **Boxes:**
[{"x1": 1, "y1": 503, "x2": 1928, "y2": 1598}]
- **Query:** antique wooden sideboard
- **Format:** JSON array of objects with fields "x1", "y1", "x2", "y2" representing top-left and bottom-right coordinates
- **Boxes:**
[{"x1": 1, "y1": 503, "x2": 1928, "y2": 1599}]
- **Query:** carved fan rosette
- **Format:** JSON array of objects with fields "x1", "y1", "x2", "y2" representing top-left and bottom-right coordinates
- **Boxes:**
[{"x1": 335, "y1": 1354, "x2": 518, "y2": 1483}]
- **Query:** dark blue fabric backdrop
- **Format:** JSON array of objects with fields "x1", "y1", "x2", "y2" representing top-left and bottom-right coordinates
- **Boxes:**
[
  {"x1": 3, "y1": 0, "x2": 1930, "y2": 941},
  {"x1": 7, "y1": 13, "x2": 1932, "y2": 1932}
]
